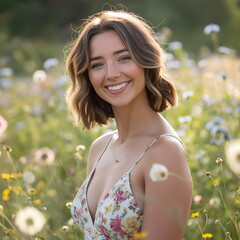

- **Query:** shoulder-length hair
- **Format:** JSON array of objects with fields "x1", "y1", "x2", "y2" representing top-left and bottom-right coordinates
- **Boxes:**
[{"x1": 65, "y1": 10, "x2": 178, "y2": 129}]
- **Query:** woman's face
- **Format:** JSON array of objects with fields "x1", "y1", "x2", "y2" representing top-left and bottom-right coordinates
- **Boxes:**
[{"x1": 87, "y1": 30, "x2": 147, "y2": 109}]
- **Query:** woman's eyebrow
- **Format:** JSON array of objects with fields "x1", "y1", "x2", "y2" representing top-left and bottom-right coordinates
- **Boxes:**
[{"x1": 89, "y1": 48, "x2": 128, "y2": 62}]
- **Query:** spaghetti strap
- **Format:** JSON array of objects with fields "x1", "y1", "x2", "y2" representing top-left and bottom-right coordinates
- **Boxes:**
[
  {"x1": 127, "y1": 134, "x2": 187, "y2": 174},
  {"x1": 90, "y1": 131, "x2": 117, "y2": 174}
]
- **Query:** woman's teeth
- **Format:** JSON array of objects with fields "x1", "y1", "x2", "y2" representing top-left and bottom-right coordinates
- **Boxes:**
[{"x1": 107, "y1": 82, "x2": 129, "y2": 91}]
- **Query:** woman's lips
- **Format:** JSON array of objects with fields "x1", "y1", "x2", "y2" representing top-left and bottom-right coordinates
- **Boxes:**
[{"x1": 105, "y1": 81, "x2": 131, "y2": 94}]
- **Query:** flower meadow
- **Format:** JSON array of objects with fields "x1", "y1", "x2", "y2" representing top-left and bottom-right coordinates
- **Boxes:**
[{"x1": 0, "y1": 26, "x2": 240, "y2": 239}]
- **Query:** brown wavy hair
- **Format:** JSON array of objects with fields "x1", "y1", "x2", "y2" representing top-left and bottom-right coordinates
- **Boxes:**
[{"x1": 65, "y1": 10, "x2": 178, "y2": 129}]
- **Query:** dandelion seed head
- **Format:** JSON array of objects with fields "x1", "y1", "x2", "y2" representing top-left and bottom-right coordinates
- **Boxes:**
[
  {"x1": 226, "y1": 232, "x2": 230, "y2": 237},
  {"x1": 62, "y1": 226, "x2": 69, "y2": 232},
  {"x1": 225, "y1": 139, "x2": 240, "y2": 178},
  {"x1": 66, "y1": 202, "x2": 72, "y2": 209},
  {"x1": 14, "y1": 206, "x2": 46, "y2": 236},
  {"x1": 33, "y1": 147, "x2": 55, "y2": 166},
  {"x1": 68, "y1": 218, "x2": 74, "y2": 225},
  {"x1": 23, "y1": 171, "x2": 36, "y2": 184},
  {"x1": 33, "y1": 70, "x2": 47, "y2": 83},
  {"x1": 209, "y1": 197, "x2": 221, "y2": 207},
  {"x1": 76, "y1": 144, "x2": 86, "y2": 151},
  {"x1": 206, "y1": 171, "x2": 211, "y2": 176},
  {"x1": 149, "y1": 163, "x2": 169, "y2": 182},
  {"x1": 215, "y1": 157, "x2": 223, "y2": 164}
]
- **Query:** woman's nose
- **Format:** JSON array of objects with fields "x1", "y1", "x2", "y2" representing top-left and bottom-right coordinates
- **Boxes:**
[{"x1": 106, "y1": 63, "x2": 120, "y2": 80}]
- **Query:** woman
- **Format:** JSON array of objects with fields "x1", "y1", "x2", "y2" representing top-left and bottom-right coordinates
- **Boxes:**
[{"x1": 66, "y1": 9, "x2": 192, "y2": 240}]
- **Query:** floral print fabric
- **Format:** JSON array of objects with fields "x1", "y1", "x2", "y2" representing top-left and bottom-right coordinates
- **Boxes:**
[
  {"x1": 71, "y1": 133, "x2": 184, "y2": 239},
  {"x1": 71, "y1": 170, "x2": 143, "y2": 240}
]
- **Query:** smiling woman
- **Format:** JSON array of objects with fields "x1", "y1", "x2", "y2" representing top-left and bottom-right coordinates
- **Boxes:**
[
  {"x1": 88, "y1": 30, "x2": 146, "y2": 109},
  {"x1": 66, "y1": 9, "x2": 192, "y2": 240}
]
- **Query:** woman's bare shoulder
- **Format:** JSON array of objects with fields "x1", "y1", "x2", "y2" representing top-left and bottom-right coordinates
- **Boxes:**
[
  {"x1": 142, "y1": 135, "x2": 190, "y2": 178},
  {"x1": 141, "y1": 136, "x2": 192, "y2": 239},
  {"x1": 87, "y1": 130, "x2": 116, "y2": 173}
]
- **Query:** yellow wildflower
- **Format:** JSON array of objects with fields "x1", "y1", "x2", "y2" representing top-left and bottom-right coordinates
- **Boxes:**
[
  {"x1": 235, "y1": 200, "x2": 240, "y2": 204},
  {"x1": 1, "y1": 173, "x2": 12, "y2": 181},
  {"x1": 1, "y1": 172, "x2": 23, "y2": 181},
  {"x1": 33, "y1": 199, "x2": 41, "y2": 205},
  {"x1": 132, "y1": 231, "x2": 148, "y2": 239},
  {"x1": 213, "y1": 178, "x2": 220, "y2": 186},
  {"x1": 28, "y1": 188, "x2": 37, "y2": 195},
  {"x1": 202, "y1": 233, "x2": 213, "y2": 238},
  {"x1": 2, "y1": 189, "x2": 11, "y2": 201},
  {"x1": 8, "y1": 185, "x2": 22, "y2": 195},
  {"x1": 191, "y1": 212, "x2": 200, "y2": 218}
]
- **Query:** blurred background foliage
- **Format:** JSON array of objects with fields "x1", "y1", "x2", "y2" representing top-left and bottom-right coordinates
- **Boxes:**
[{"x1": 0, "y1": 0, "x2": 240, "y2": 75}]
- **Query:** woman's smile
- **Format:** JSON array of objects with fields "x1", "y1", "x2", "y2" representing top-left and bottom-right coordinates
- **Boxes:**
[{"x1": 105, "y1": 81, "x2": 132, "y2": 95}]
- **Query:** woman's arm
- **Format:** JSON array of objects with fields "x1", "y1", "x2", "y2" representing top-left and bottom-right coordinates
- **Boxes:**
[{"x1": 141, "y1": 137, "x2": 193, "y2": 240}]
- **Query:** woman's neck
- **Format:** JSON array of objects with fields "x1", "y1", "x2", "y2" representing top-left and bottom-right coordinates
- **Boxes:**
[{"x1": 112, "y1": 100, "x2": 161, "y2": 143}]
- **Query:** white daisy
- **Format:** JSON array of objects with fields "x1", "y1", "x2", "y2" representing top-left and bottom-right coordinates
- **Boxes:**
[
  {"x1": 225, "y1": 139, "x2": 240, "y2": 178},
  {"x1": 149, "y1": 163, "x2": 169, "y2": 182},
  {"x1": 33, "y1": 147, "x2": 55, "y2": 165},
  {"x1": 15, "y1": 206, "x2": 46, "y2": 236}
]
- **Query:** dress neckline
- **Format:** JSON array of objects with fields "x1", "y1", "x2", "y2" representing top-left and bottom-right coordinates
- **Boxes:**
[{"x1": 85, "y1": 131, "x2": 185, "y2": 226}]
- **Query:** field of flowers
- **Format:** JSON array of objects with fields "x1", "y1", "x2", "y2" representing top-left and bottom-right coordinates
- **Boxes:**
[{"x1": 0, "y1": 26, "x2": 239, "y2": 239}]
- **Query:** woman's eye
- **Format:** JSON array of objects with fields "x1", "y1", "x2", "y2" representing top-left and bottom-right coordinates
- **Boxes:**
[
  {"x1": 119, "y1": 56, "x2": 131, "y2": 62},
  {"x1": 91, "y1": 62, "x2": 103, "y2": 69}
]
